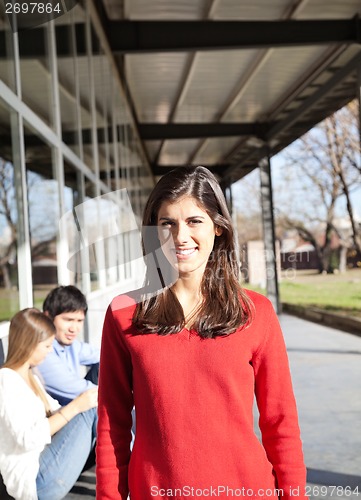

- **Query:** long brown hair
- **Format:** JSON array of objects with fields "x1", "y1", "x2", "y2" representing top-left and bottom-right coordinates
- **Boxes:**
[
  {"x1": 133, "y1": 166, "x2": 253, "y2": 338},
  {"x1": 3, "y1": 308, "x2": 56, "y2": 416}
]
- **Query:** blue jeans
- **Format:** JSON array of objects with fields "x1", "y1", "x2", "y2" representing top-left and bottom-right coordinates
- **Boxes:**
[{"x1": 36, "y1": 408, "x2": 97, "y2": 500}]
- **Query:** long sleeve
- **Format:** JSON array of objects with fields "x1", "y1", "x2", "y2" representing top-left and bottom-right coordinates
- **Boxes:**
[
  {"x1": 252, "y1": 301, "x2": 308, "y2": 500},
  {"x1": 38, "y1": 340, "x2": 99, "y2": 404},
  {"x1": 96, "y1": 304, "x2": 134, "y2": 499},
  {"x1": 0, "y1": 370, "x2": 51, "y2": 452},
  {"x1": 0, "y1": 369, "x2": 51, "y2": 500},
  {"x1": 76, "y1": 341, "x2": 100, "y2": 365}
]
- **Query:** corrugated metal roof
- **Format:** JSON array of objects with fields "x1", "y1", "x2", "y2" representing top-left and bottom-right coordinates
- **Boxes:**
[
  {"x1": 16, "y1": 0, "x2": 359, "y2": 187},
  {"x1": 2, "y1": 1, "x2": 361, "y2": 186},
  {"x1": 98, "y1": 0, "x2": 361, "y2": 185}
]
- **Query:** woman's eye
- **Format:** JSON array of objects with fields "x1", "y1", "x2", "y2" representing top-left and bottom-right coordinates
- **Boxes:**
[{"x1": 189, "y1": 219, "x2": 202, "y2": 225}]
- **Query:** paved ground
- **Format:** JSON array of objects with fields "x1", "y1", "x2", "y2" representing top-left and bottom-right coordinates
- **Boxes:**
[
  {"x1": 280, "y1": 315, "x2": 361, "y2": 500},
  {"x1": 65, "y1": 314, "x2": 361, "y2": 499}
]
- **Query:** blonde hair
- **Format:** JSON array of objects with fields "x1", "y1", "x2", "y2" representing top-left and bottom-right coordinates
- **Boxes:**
[{"x1": 3, "y1": 308, "x2": 56, "y2": 416}]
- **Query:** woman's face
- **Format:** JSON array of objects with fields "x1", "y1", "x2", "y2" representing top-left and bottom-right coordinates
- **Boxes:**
[
  {"x1": 157, "y1": 196, "x2": 222, "y2": 280},
  {"x1": 28, "y1": 335, "x2": 55, "y2": 367}
]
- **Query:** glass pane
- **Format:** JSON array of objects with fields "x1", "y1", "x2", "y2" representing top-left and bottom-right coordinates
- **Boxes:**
[
  {"x1": 23, "y1": 122, "x2": 59, "y2": 307},
  {"x1": 18, "y1": 24, "x2": 53, "y2": 127},
  {"x1": 77, "y1": 21, "x2": 102, "y2": 173},
  {"x1": 95, "y1": 53, "x2": 112, "y2": 190},
  {"x1": 56, "y1": 6, "x2": 86, "y2": 158},
  {"x1": 0, "y1": 4, "x2": 16, "y2": 92},
  {"x1": 63, "y1": 161, "x2": 82, "y2": 289},
  {"x1": 82, "y1": 183, "x2": 99, "y2": 290},
  {"x1": 0, "y1": 100, "x2": 19, "y2": 320}
]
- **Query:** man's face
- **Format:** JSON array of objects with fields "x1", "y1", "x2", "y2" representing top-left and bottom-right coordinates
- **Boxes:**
[{"x1": 52, "y1": 310, "x2": 85, "y2": 346}]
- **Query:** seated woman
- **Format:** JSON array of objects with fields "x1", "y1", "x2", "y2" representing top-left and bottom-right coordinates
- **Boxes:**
[{"x1": 0, "y1": 308, "x2": 98, "y2": 500}]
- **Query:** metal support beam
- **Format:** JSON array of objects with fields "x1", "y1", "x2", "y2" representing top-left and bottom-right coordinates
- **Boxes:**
[
  {"x1": 266, "y1": 51, "x2": 361, "y2": 142},
  {"x1": 152, "y1": 164, "x2": 228, "y2": 177},
  {"x1": 86, "y1": 4, "x2": 106, "y2": 289},
  {"x1": 259, "y1": 153, "x2": 280, "y2": 314},
  {"x1": 106, "y1": 19, "x2": 361, "y2": 53},
  {"x1": 138, "y1": 122, "x2": 271, "y2": 140},
  {"x1": 1, "y1": 18, "x2": 360, "y2": 58},
  {"x1": 11, "y1": 30, "x2": 33, "y2": 309},
  {"x1": 48, "y1": 20, "x2": 70, "y2": 286},
  {"x1": 223, "y1": 50, "x2": 361, "y2": 186},
  {"x1": 0, "y1": 121, "x2": 268, "y2": 146},
  {"x1": 12, "y1": 111, "x2": 33, "y2": 309}
]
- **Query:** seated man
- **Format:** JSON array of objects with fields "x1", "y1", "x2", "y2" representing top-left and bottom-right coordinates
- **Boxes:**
[{"x1": 38, "y1": 285, "x2": 99, "y2": 406}]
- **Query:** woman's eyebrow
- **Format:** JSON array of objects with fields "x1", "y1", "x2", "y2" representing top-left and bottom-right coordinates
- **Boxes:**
[{"x1": 158, "y1": 215, "x2": 206, "y2": 221}]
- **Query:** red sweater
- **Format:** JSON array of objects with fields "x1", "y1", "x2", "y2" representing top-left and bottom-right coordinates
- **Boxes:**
[{"x1": 96, "y1": 290, "x2": 308, "y2": 499}]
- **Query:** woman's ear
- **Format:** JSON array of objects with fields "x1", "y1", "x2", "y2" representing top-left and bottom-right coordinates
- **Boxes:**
[{"x1": 215, "y1": 226, "x2": 223, "y2": 236}]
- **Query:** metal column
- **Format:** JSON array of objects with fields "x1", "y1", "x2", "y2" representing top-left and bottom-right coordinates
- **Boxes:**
[
  {"x1": 259, "y1": 153, "x2": 280, "y2": 313},
  {"x1": 11, "y1": 30, "x2": 33, "y2": 308},
  {"x1": 48, "y1": 21, "x2": 70, "y2": 286}
]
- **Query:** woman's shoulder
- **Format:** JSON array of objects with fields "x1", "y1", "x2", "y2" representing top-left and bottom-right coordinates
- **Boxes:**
[
  {"x1": 110, "y1": 293, "x2": 136, "y2": 311},
  {"x1": 106, "y1": 291, "x2": 144, "y2": 332},
  {"x1": 0, "y1": 368, "x2": 24, "y2": 393},
  {"x1": 243, "y1": 288, "x2": 273, "y2": 310},
  {"x1": 110, "y1": 291, "x2": 139, "y2": 313},
  {"x1": 0, "y1": 367, "x2": 18, "y2": 381},
  {"x1": 242, "y1": 288, "x2": 277, "y2": 327},
  {"x1": 109, "y1": 287, "x2": 158, "y2": 312}
]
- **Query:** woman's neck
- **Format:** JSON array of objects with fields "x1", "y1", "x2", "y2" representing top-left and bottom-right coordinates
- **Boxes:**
[
  {"x1": 172, "y1": 278, "x2": 203, "y2": 328},
  {"x1": 172, "y1": 276, "x2": 202, "y2": 302}
]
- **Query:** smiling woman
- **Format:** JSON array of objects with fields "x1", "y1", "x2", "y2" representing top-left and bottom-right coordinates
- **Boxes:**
[
  {"x1": 157, "y1": 195, "x2": 224, "y2": 327},
  {"x1": 133, "y1": 165, "x2": 251, "y2": 337},
  {"x1": 96, "y1": 166, "x2": 309, "y2": 500},
  {"x1": 157, "y1": 197, "x2": 221, "y2": 278}
]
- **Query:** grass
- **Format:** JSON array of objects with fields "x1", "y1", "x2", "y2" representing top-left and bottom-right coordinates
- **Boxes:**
[
  {"x1": 245, "y1": 269, "x2": 361, "y2": 319},
  {"x1": 1, "y1": 270, "x2": 360, "y2": 322},
  {"x1": 0, "y1": 286, "x2": 53, "y2": 323},
  {"x1": 0, "y1": 289, "x2": 20, "y2": 322}
]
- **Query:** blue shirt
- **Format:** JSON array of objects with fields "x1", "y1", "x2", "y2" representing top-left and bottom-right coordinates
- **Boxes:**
[{"x1": 38, "y1": 338, "x2": 100, "y2": 406}]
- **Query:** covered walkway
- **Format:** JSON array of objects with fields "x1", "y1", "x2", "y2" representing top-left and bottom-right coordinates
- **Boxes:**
[
  {"x1": 65, "y1": 314, "x2": 361, "y2": 499},
  {"x1": 281, "y1": 315, "x2": 361, "y2": 500}
]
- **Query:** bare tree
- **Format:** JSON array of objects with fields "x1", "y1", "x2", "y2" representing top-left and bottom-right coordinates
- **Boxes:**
[
  {"x1": 233, "y1": 170, "x2": 263, "y2": 246},
  {"x1": 0, "y1": 158, "x2": 17, "y2": 288},
  {"x1": 326, "y1": 101, "x2": 361, "y2": 253},
  {"x1": 275, "y1": 100, "x2": 361, "y2": 273},
  {"x1": 0, "y1": 159, "x2": 59, "y2": 288}
]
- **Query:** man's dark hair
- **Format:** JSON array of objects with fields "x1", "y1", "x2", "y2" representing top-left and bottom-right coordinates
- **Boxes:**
[{"x1": 43, "y1": 285, "x2": 88, "y2": 320}]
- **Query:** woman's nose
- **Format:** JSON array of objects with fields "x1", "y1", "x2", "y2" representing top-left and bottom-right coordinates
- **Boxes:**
[{"x1": 173, "y1": 223, "x2": 189, "y2": 243}]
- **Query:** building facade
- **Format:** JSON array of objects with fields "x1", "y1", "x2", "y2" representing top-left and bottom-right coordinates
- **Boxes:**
[{"x1": 0, "y1": 3, "x2": 154, "y2": 346}]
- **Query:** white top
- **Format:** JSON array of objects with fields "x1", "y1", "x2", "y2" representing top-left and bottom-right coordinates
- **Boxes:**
[{"x1": 0, "y1": 368, "x2": 60, "y2": 500}]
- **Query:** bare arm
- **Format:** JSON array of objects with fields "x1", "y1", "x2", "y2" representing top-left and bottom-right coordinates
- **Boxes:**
[{"x1": 48, "y1": 387, "x2": 98, "y2": 436}]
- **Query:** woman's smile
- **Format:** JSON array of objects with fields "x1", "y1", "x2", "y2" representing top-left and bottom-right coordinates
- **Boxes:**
[
  {"x1": 157, "y1": 196, "x2": 219, "y2": 279},
  {"x1": 175, "y1": 246, "x2": 198, "y2": 259}
]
